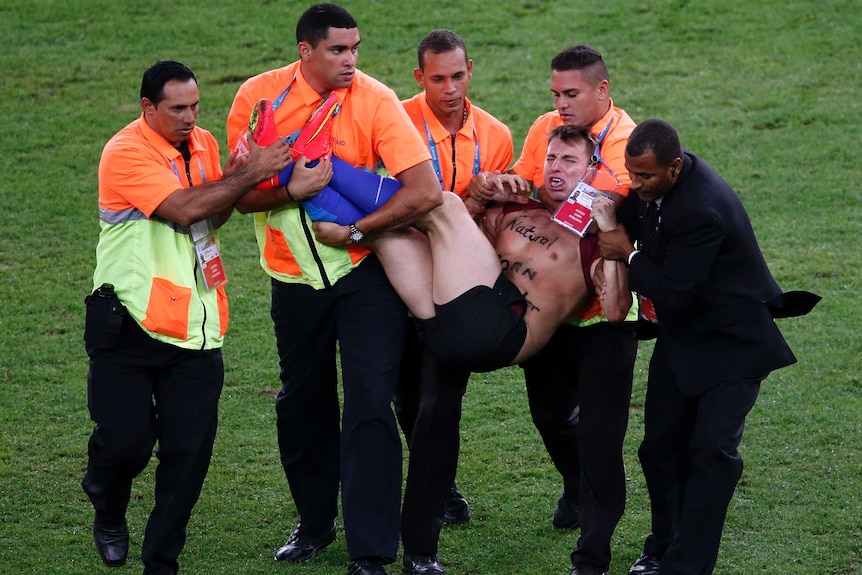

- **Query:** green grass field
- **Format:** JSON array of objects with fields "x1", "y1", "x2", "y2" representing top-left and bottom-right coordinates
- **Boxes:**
[{"x1": 1, "y1": 1, "x2": 860, "y2": 574}]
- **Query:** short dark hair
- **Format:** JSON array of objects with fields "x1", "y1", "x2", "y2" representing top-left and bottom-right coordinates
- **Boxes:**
[
  {"x1": 550, "y1": 44, "x2": 609, "y2": 85},
  {"x1": 626, "y1": 119, "x2": 683, "y2": 167},
  {"x1": 417, "y1": 29, "x2": 467, "y2": 69},
  {"x1": 296, "y1": 3, "x2": 358, "y2": 48},
  {"x1": 547, "y1": 124, "x2": 597, "y2": 156},
  {"x1": 140, "y1": 61, "x2": 197, "y2": 105}
]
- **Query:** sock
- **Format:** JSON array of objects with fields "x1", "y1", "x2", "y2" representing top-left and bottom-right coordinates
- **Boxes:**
[{"x1": 327, "y1": 156, "x2": 401, "y2": 214}]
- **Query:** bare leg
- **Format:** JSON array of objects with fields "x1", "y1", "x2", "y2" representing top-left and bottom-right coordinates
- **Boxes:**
[
  {"x1": 421, "y1": 192, "x2": 502, "y2": 305},
  {"x1": 369, "y1": 192, "x2": 501, "y2": 319},
  {"x1": 367, "y1": 229, "x2": 436, "y2": 319}
]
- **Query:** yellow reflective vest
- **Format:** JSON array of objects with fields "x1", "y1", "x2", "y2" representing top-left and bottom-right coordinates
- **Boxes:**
[{"x1": 94, "y1": 119, "x2": 228, "y2": 350}]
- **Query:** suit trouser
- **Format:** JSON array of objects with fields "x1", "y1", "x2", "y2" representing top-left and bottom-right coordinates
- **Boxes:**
[
  {"x1": 271, "y1": 256, "x2": 406, "y2": 563},
  {"x1": 82, "y1": 312, "x2": 223, "y2": 575},
  {"x1": 399, "y1": 342, "x2": 470, "y2": 555},
  {"x1": 639, "y1": 338, "x2": 761, "y2": 575},
  {"x1": 521, "y1": 321, "x2": 637, "y2": 571}
]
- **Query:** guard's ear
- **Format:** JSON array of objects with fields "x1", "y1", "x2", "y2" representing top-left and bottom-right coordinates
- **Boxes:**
[{"x1": 298, "y1": 41, "x2": 311, "y2": 59}]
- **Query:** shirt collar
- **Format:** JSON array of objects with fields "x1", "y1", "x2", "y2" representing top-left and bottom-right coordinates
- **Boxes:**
[
  {"x1": 419, "y1": 92, "x2": 474, "y2": 143},
  {"x1": 138, "y1": 113, "x2": 208, "y2": 160},
  {"x1": 295, "y1": 61, "x2": 348, "y2": 109}
]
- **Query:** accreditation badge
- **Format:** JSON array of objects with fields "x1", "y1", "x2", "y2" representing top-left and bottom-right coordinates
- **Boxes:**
[
  {"x1": 638, "y1": 294, "x2": 658, "y2": 324},
  {"x1": 552, "y1": 181, "x2": 608, "y2": 237},
  {"x1": 190, "y1": 218, "x2": 227, "y2": 290}
]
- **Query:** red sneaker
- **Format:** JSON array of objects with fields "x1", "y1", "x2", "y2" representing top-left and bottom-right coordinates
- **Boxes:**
[
  {"x1": 249, "y1": 98, "x2": 281, "y2": 147},
  {"x1": 248, "y1": 98, "x2": 288, "y2": 190},
  {"x1": 291, "y1": 92, "x2": 338, "y2": 162}
]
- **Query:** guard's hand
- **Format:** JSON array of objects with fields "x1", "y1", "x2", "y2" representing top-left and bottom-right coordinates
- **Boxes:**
[
  {"x1": 312, "y1": 221, "x2": 350, "y2": 247},
  {"x1": 598, "y1": 227, "x2": 634, "y2": 262},
  {"x1": 500, "y1": 190, "x2": 530, "y2": 205},
  {"x1": 287, "y1": 155, "x2": 333, "y2": 201},
  {"x1": 467, "y1": 171, "x2": 532, "y2": 202},
  {"x1": 246, "y1": 133, "x2": 292, "y2": 180},
  {"x1": 222, "y1": 149, "x2": 249, "y2": 178},
  {"x1": 463, "y1": 196, "x2": 487, "y2": 219}
]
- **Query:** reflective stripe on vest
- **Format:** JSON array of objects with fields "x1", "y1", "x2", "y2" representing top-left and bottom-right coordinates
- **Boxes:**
[
  {"x1": 99, "y1": 205, "x2": 191, "y2": 234},
  {"x1": 93, "y1": 209, "x2": 227, "y2": 350}
]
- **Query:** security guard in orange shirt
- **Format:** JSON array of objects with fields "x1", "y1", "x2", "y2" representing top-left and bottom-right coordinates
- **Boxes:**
[
  {"x1": 82, "y1": 60, "x2": 289, "y2": 574},
  {"x1": 395, "y1": 29, "x2": 530, "y2": 575},
  {"x1": 226, "y1": 5, "x2": 441, "y2": 575},
  {"x1": 479, "y1": 45, "x2": 639, "y2": 575}
]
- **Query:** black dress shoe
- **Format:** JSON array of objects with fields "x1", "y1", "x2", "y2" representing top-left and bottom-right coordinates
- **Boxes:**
[
  {"x1": 93, "y1": 517, "x2": 129, "y2": 567},
  {"x1": 441, "y1": 485, "x2": 471, "y2": 524},
  {"x1": 402, "y1": 553, "x2": 446, "y2": 574},
  {"x1": 552, "y1": 492, "x2": 579, "y2": 529},
  {"x1": 628, "y1": 553, "x2": 661, "y2": 575},
  {"x1": 569, "y1": 562, "x2": 605, "y2": 575},
  {"x1": 348, "y1": 559, "x2": 388, "y2": 575},
  {"x1": 274, "y1": 520, "x2": 336, "y2": 562}
]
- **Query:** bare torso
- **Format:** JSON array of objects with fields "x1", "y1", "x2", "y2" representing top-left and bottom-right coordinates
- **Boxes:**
[{"x1": 483, "y1": 205, "x2": 595, "y2": 362}]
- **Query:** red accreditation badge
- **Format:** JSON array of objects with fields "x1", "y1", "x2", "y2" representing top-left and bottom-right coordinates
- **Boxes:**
[
  {"x1": 190, "y1": 219, "x2": 228, "y2": 290},
  {"x1": 232, "y1": 131, "x2": 250, "y2": 158},
  {"x1": 552, "y1": 181, "x2": 608, "y2": 237},
  {"x1": 195, "y1": 236, "x2": 228, "y2": 289},
  {"x1": 638, "y1": 294, "x2": 658, "y2": 324}
]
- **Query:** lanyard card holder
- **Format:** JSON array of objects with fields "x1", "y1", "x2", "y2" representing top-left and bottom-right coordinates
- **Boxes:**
[
  {"x1": 552, "y1": 181, "x2": 608, "y2": 237},
  {"x1": 190, "y1": 218, "x2": 227, "y2": 290}
]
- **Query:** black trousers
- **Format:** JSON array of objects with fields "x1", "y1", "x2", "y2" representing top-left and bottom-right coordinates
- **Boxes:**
[
  {"x1": 394, "y1": 321, "x2": 424, "y2": 446},
  {"x1": 271, "y1": 256, "x2": 406, "y2": 563},
  {"x1": 640, "y1": 339, "x2": 761, "y2": 575},
  {"x1": 398, "y1": 335, "x2": 470, "y2": 555},
  {"x1": 82, "y1": 310, "x2": 223, "y2": 575},
  {"x1": 521, "y1": 321, "x2": 637, "y2": 571}
]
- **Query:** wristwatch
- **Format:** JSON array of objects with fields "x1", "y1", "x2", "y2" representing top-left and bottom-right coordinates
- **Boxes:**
[{"x1": 348, "y1": 223, "x2": 365, "y2": 243}]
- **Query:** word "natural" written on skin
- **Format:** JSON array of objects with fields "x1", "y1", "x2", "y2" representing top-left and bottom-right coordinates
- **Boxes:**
[{"x1": 503, "y1": 217, "x2": 559, "y2": 249}]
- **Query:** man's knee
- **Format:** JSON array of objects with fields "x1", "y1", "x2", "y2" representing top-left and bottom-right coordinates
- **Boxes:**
[
  {"x1": 691, "y1": 441, "x2": 744, "y2": 479},
  {"x1": 92, "y1": 429, "x2": 154, "y2": 472},
  {"x1": 424, "y1": 191, "x2": 466, "y2": 225},
  {"x1": 530, "y1": 403, "x2": 579, "y2": 433},
  {"x1": 440, "y1": 190, "x2": 462, "y2": 208}
]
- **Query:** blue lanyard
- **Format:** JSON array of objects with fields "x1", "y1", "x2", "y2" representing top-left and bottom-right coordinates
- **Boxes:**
[
  {"x1": 421, "y1": 114, "x2": 480, "y2": 191},
  {"x1": 170, "y1": 155, "x2": 207, "y2": 185},
  {"x1": 272, "y1": 75, "x2": 296, "y2": 111},
  {"x1": 591, "y1": 113, "x2": 616, "y2": 176}
]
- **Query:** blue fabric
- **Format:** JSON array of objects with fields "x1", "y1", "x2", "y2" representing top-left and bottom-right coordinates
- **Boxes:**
[{"x1": 278, "y1": 157, "x2": 401, "y2": 225}]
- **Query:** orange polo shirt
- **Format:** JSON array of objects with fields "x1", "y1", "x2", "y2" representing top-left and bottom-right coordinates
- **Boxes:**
[
  {"x1": 96, "y1": 116, "x2": 228, "y2": 347},
  {"x1": 227, "y1": 61, "x2": 431, "y2": 288},
  {"x1": 512, "y1": 99, "x2": 635, "y2": 195},
  {"x1": 100, "y1": 116, "x2": 222, "y2": 214},
  {"x1": 402, "y1": 93, "x2": 513, "y2": 198}
]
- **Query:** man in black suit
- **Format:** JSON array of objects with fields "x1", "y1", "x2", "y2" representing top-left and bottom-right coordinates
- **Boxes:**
[{"x1": 596, "y1": 119, "x2": 817, "y2": 575}]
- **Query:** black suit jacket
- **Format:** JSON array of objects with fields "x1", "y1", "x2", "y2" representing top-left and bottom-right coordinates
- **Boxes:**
[{"x1": 629, "y1": 152, "x2": 798, "y2": 394}]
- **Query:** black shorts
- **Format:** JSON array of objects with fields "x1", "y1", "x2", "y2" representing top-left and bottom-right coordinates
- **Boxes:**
[{"x1": 417, "y1": 273, "x2": 527, "y2": 372}]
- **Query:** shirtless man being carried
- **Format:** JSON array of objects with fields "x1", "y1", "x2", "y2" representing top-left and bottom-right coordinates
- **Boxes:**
[
  {"x1": 343, "y1": 124, "x2": 632, "y2": 372},
  {"x1": 245, "y1": 98, "x2": 630, "y2": 372},
  {"x1": 308, "y1": 124, "x2": 630, "y2": 575}
]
